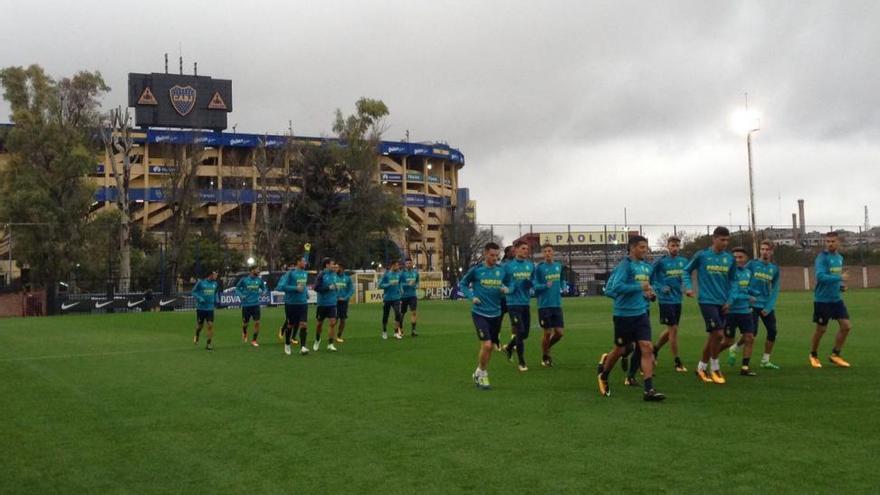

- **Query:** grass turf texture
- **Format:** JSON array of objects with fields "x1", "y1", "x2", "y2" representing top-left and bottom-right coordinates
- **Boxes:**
[{"x1": 1, "y1": 290, "x2": 878, "y2": 494}]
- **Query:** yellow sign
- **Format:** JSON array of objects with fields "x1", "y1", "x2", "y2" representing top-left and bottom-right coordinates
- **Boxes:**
[
  {"x1": 539, "y1": 231, "x2": 629, "y2": 246},
  {"x1": 364, "y1": 290, "x2": 384, "y2": 303}
]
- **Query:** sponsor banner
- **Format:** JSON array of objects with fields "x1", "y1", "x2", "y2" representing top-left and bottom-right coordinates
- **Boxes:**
[
  {"x1": 539, "y1": 231, "x2": 630, "y2": 246},
  {"x1": 406, "y1": 172, "x2": 424, "y2": 182},
  {"x1": 96, "y1": 164, "x2": 105, "y2": 174},
  {"x1": 404, "y1": 194, "x2": 426, "y2": 207},
  {"x1": 59, "y1": 299, "x2": 94, "y2": 313},
  {"x1": 219, "y1": 289, "x2": 317, "y2": 307},
  {"x1": 443, "y1": 178, "x2": 453, "y2": 186},
  {"x1": 148, "y1": 165, "x2": 175, "y2": 174},
  {"x1": 425, "y1": 196, "x2": 445, "y2": 208},
  {"x1": 427, "y1": 175, "x2": 441, "y2": 184},
  {"x1": 422, "y1": 286, "x2": 454, "y2": 299},
  {"x1": 380, "y1": 172, "x2": 403, "y2": 182},
  {"x1": 364, "y1": 290, "x2": 384, "y2": 303}
]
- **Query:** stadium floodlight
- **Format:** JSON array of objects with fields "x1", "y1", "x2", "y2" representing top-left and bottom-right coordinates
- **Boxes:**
[
  {"x1": 247, "y1": 256, "x2": 256, "y2": 267},
  {"x1": 731, "y1": 95, "x2": 761, "y2": 257},
  {"x1": 427, "y1": 164, "x2": 433, "y2": 170}
]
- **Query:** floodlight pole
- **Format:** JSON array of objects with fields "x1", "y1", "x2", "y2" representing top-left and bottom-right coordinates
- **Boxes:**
[{"x1": 746, "y1": 129, "x2": 758, "y2": 258}]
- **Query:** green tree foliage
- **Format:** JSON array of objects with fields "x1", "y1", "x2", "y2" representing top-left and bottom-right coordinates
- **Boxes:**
[{"x1": 0, "y1": 65, "x2": 108, "y2": 312}]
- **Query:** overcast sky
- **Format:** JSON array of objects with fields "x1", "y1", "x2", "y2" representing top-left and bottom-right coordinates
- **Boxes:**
[{"x1": 2, "y1": 0, "x2": 878, "y2": 238}]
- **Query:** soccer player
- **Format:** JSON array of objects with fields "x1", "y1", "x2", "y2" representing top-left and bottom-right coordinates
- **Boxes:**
[
  {"x1": 533, "y1": 243, "x2": 564, "y2": 368},
  {"x1": 276, "y1": 262, "x2": 298, "y2": 345},
  {"x1": 502, "y1": 240, "x2": 535, "y2": 371},
  {"x1": 729, "y1": 240, "x2": 781, "y2": 369},
  {"x1": 596, "y1": 235, "x2": 665, "y2": 401},
  {"x1": 399, "y1": 258, "x2": 421, "y2": 337},
  {"x1": 459, "y1": 242, "x2": 512, "y2": 390},
  {"x1": 651, "y1": 236, "x2": 689, "y2": 372},
  {"x1": 684, "y1": 226, "x2": 736, "y2": 384},
  {"x1": 335, "y1": 263, "x2": 354, "y2": 343},
  {"x1": 191, "y1": 270, "x2": 219, "y2": 351},
  {"x1": 495, "y1": 245, "x2": 515, "y2": 351},
  {"x1": 719, "y1": 247, "x2": 758, "y2": 376},
  {"x1": 809, "y1": 232, "x2": 853, "y2": 368},
  {"x1": 275, "y1": 256, "x2": 310, "y2": 356},
  {"x1": 236, "y1": 266, "x2": 268, "y2": 347},
  {"x1": 379, "y1": 259, "x2": 404, "y2": 339},
  {"x1": 313, "y1": 257, "x2": 339, "y2": 352}
]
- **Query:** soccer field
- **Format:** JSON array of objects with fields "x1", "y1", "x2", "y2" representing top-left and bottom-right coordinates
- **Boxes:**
[{"x1": 2, "y1": 291, "x2": 878, "y2": 494}]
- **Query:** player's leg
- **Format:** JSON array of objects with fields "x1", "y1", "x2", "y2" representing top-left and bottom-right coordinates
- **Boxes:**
[
  {"x1": 393, "y1": 301, "x2": 403, "y2": 338},
  {"x1": 638, "y1": 328, "x2": 664, "y2": 402},
  {"x1": 381, "y1": 302, "x2": 391, "y2": 338},
  {"x1": 410, "y1": 305, "x2": 418, "y2": 336},
  {"x1": 668, "y1": 324, "x2": 684, "y2": 370},
  {"x1": 625, "y1": 342, "x2": 642, "y2": 386},
  {"x1": 194, "y1": 312, "x2": 203, "y2": 344},
  {"x1": 472, "y1": 314, "x2": 497, "y2": 389},
  {"x1": 205, "y1": 317, "x2": 214, "y2": 350},
  {"x1": 251, "y1": 308, "x2": 262, "y2": 346},
  {"x1": 740, "y1": 330, "x2": 756, "y2": 375},
  {"x1": 760, "y1": 311, "x2": 780, "y2": 369},
  {"x1": 327, "y1": 317, "x2": 338, "y2": 351},
  {"x1": 314, "y1": 308, "x2": 326, "y2": 351},
  {"x1": 514, "y1": 308, "x2": 530, "y2": 370},
  {"x1": 830, "y1": 317, "x2": 852, "y2": 367},
  {"x1": 241, "y1": 308, "x2": 250, "y2": 342}
]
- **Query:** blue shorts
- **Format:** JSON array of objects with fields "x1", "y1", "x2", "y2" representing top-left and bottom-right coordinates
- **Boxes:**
[
  {"x1": 336, "y1": 300, "x2": 349, "y2": 320},
  {"x1": 658, "y1": 303, "x2": 682, "y2": 326},
  {"x1": 507, "y1": 305, "x2": 531, "y2": 338},
  {"x1": 725, "y1": 313, "x2": 755, "y2": 338},
  {"x1": 285, "y1": 303, "x2": 308, "y2": 328},
  {"x1": 813, "y1": 301, "x2": 849, "y2": 326},
  {"x1": 316, "y1": 305, "x2": 337, "y2": 321},
  {"x1": 751, "y1": 308, "x2": 778, "y2": 341},
  {"x1": 241, "y1": 305, "x2": 261, "y2": 322},
  {"x1": 472, "y1": 313, "x2": 502, "y2": 342},
  {"x1": 699, "y1": 304, "x2": 726, "y2": 333},
  {"x1": 538, "y1": 307, "x2": 564, "y2": 329},
  {"x1": 196, "y1": 309, "x2": 214, "y2": 324},
  {"x1": 401, "y1": 296, "x2": 418, "y2": 314},
  {"x1": 613, "y1": 313, "x2": 651, "y2": 347}
]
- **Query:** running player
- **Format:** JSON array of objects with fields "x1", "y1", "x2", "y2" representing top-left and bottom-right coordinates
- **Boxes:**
[
  {"x1": 276, "y1": 262, "x2": 298, "y2": 345},
  {"x1": 459, "y1": 242, "x2": 512, "y2": 390},
  {"x1": 684, "y1": 226, "x2": 736, "y2": 384},
  {"x1": 502, "y1": 240, "x2": 534, "y2": 371},
  {"x1": 596, "y1": 235, "x2": 665, "y2": 401},
  {"x1": 236, "y1": 266, "x2": 268, "y2": 347},
  {"x1": 651, "y1": 236, "x2": 689, "y2": 372},
  {"x1": 809, "y1": 232, "x2": 853, "y2": 368},
  {"x1": 496, "y1": 245, "x2": 515, "y2": 351},
  {"x1": 729, "y1": 240, "x2": 781, "y2": 369},
  {"x1": 313, "y1": 257, "x2": 339, "y2": 352},
  {"x1": 275, "y1": 256, "x2": 310, "y2": 355},
  {"x1": 719, "y1": 247, "x2": 758, "y2": 376},
  {"x1": 533, "y1": 243, "x2": 564, "y2": 368},
  {"x1": 335, "y1": 263, "x2": 354, "y2": 343},
  {"x1": 191, "y1": 270, "x2": 219, "y2": 351},
  {"x1": 399, "y1": 258, "x2": 421, "y2": 337},
  {"x1": 379, "y1": 259, "x2": 403, "y2": 339}
]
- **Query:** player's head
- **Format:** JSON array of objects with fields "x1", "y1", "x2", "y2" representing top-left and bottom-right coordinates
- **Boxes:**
[
  {"x1": 321, "y1": 257, "x2": 335, "y2": 271},
  {"x1": 628, "y1": 235, "x2": 649, "y2": 260},
  {"x1": 295, "y1": 256, "x2": 307, "y2": 269},
  {"x1": 759, "y1": 240, "x2": 774, "y2": 261},
  {"x1": 336, "y1": 261, "x2": 345, "y2": 274},
  {"x1": 404, "y1": 258, "x2": 413, "y2": 269},
  {"x1": 484, "y1": 242, "x2": 501, "y2": 266},
  {"x1": 666, "y1": 236, "x2": 681, "y2": 256},
  {"x1": 502, "y1": 245, "x2": 514, "y2": 261},
  {"x1": 207, "y1": 270, "x2": 218, "y2": 280},
  {"x1": 389, "y1": 259, "x2": 400, "y2": 270},
  {"x1": 712, "y1": 226, "x2": 730, "y2": 251},
  {"x1": 541, "y1": 243, "x2": 554, "y2": 261},
  {"x1": 249, "y1": 265, "x2": 259, "y2": 275},
  {"x1": 513, "y1": 240, "x2": 529, "y2": 259},
  {"x1": 732, "y1": 247, "x2": 749, "y2": 266},
  {"x1": 824, "y1": 231, "x2": 839, "y2": 252}
]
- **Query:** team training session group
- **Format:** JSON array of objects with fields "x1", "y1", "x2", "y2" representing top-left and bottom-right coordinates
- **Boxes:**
[{"x1": 189, "y1": 227, "x2": 855, "y2": 402}]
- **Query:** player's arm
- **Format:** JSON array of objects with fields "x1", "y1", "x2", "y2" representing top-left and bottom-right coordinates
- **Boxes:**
[
  {"x1": 191, "y1": 281, "x2": 204, "y2": 304},
  {"x1": 501, "y1": 268, "x2": 513, "y2": 294},
  {"x1": 682, "y1": 252, "x2": 698, "y2": 294},
  {"x1": 815, "y1": 254, "x2": 841, "y2": 283},
  {"x1": 378, "y1": 273, "x2": 389, "y2": 290},
  {"x1": 458, "y1": 266, "x2": 476, "y2": 300},
  {"x1": 235, "y1": 278, "x2": 246, "y2": 297},
  {"x1": 274, "y1": 272, "x2": 288, "y2": 292},
  {"x1": 765, "y1": 269, "x2": 781, "y2": 313},
  {"x1": 649, "y1": 258, "x2": 667, "y2": 294},
  {"x1": 531, "y1": 266, "x2": 547, "y2": 294},
  {"x1": 414, "y1": 271, "x2": 420, "y2": 288}
]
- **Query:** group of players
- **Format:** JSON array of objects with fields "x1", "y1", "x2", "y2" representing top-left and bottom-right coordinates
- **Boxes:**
[
  {"x1": 189, "y1": 256, "x2": 422, "y2": 355},
  {"x1": 459, "y1": 227, "x2": 855, "y2": 402}
]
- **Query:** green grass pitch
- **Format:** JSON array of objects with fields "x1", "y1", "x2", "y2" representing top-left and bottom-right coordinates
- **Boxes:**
[{"x1": 1, "y1": 290, "x2": 878, "y2": 494}]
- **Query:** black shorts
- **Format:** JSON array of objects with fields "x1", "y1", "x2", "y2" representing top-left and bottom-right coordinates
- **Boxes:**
[
  {"x1": 242, "y1": 305, "x2": 261, "y2": 322},
  {"x1": 724, "y1": 313, "x2": 756, "y2": 338},
  {"x1": 699, "y1": 303, "x2": 726, "y2": 333},
  {"x1": 507, "y1": 305, "x2": 531, "y2": 338},
  {"x1": 813, "y1": 301, "x2": 849, "y2": 326},
  {"x1": 401, "y1": 296, "x2": 418, "y2": 314},
  {"x1": 538, "y1": 307, "x2": 564, "y2": 329},
  {"x1": 285, "y1": 303, "x2": 308, "y2": 328},
  {"x1": 751, "y1": 308, "x2": 778, "y2": 341},
  {"x1": 658, "y1": 303, "x2": 682, "y2": 326},
  {"x1": 473, "y1": 313, "x2": 503, "y2": 342},
  {"x1": 613, "y1": 313, "x2": 651, "y2": 347},
  {"x1": 336, "y1": 300, "x2": 349, "y2": 320},
  {"x1": 196, "y1": 309, "x2": 214, "y2": 324},
  {"x1": 316, "y1": 305, "x2": 338, "y2": 321}
]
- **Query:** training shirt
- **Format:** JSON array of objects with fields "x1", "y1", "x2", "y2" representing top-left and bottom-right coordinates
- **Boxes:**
[
  {"x1": 276, "y1": 268, "x2": 309, "y2": 305},
  {"x1": 684, "y1": 248, "x2": 737, "y2": 306},
  {"x1": 604, "y1": 257, "x2": 653, "y2": 317},
  {"x1": 729, "y1": 264, "x2": 754, "y2": 315},
  {"x1": 814, "y1": 251, "x2": 845, "y2": 303},
  {"x1": 746, "y1": 259, "x2": 780, "y2": 313},
  {"x1": 379, "y1": 270, "x2": 403, "y2": 302},
  {"x1": 650, "y1": 255, "x2": 689, "y2": 305},
  {"x1": 459, "y1": 262, "x2": 513, "y2": 318},
  {"x1": 336, "y1": 272, "x2": 354, "y2": 302},
  {"x1": 532, "y1": 260, "x2": 563, "y2": 309},
  {"x1": 191, "y1": 278, "x2": 218, "y2": 311},
  {"x1": 504, "y1": 258, "x2": 535, "y2": 306},
  {"x1": 236, "y1": 275, "x2": 267, "y2": 307},
  {"x1": 399, "y1": 269, "x2": 420, "y2": 299},
  {"x1": 314, "y1": 269, "x2": 339, "y2": 307}
]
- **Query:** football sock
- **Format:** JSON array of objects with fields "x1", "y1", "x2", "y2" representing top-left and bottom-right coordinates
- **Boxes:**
[
  {"x1": 411, "y1": 323, "x2": 417, "y2": 332},
  {"x1": 832, "y1": 347, "x2": 841, "y2": 355},
  {"x1": 810, "y1": 351, "x2": 818, "y2": 357},
  {"x1": 742, "y1": 357, "x2": 751, "y2": 367},
  {"x1": 762, "y1": 353, "x2": 770, "y2": 363},
  {"x1": 252, "y1": 332, "x2": 259, "y2": 342},
  {"x1": 644, "y1": 377, "x2": 654, "y2": 392},
  {"x1": 674, "y1": 356, "x2": 682, "y2": 365},
  {"x1": 710, "y1": 358, "x2": 720, "y2": 371},
  {"x1": 515, "y1": 335, "x2": 526, "y2": 365},
  {"x1": 299, "y1": 328, "x2": 307, "y2": 345},
  {"x1": 507, "y1": 336, "x2": 517, "y2": 351},
  {"x1": 698, "y1": 361, "x2": 708, "y2": 371},
  {"x1": 195, "y1": 327, "x2": 201, "y2": 338}
]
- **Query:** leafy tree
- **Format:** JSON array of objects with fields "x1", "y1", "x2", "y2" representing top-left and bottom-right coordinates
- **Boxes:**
[
  {"x1": 100, "y1": 106, "x2": 137, "y2": 292},
  {"x1": 0, "y1": 65, "x2": 108, "y2": 312}
]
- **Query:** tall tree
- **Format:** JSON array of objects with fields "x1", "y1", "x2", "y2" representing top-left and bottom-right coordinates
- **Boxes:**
[
  {"x1": 0, "y1": 65, "x2": 108, "y2": 313},
  {"x1": 100, "y1": 106, "x2": 137, "y2": 292},
  {"x1": 158, "y1": 139, "x2": 204, "y2": 293},
  {"x1": 254, "y1": 134, "x2": 293, "y2": 271}
]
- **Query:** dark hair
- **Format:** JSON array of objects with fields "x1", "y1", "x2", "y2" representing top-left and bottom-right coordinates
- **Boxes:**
[
  {"x1": 713, "y1": 226, "x2": 730, "y2": 237},
  {"x1": 760, "y1": 240, "x2": 774, "y2": 249},
  {"x1": 825, "y1": 231, "x2": 839, "y2": 238},
  {"x1": 389, "y1": 259, "x2": 400, "y2": 265},
  {"x1": 628, "y1": 235, "x2": 648, "y2": 249},
  {"x1": 513, "y1": 240, "x2": 528, "y2": 248},
  {"x1": 732, "y1": 247, "x2": 748, "y2": 255},
  {"x1": 336, "y1": 261, "x2": 345, "y2": 269},
  {"x1": 542, "y1": 243, "x2": 553, "y2": 250},
  {"x1": 321, "y1": 257, "x2": 333, "y2": 268},
  {"x1": 667, "y1": 236, "x2": 681, "y2": 244},
  {"x1": 404, "y1": 258, "x2": 412, "y2": 263},
  {"x1": 485, "y1": 242, "x2": 501, "y2": 251}
]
